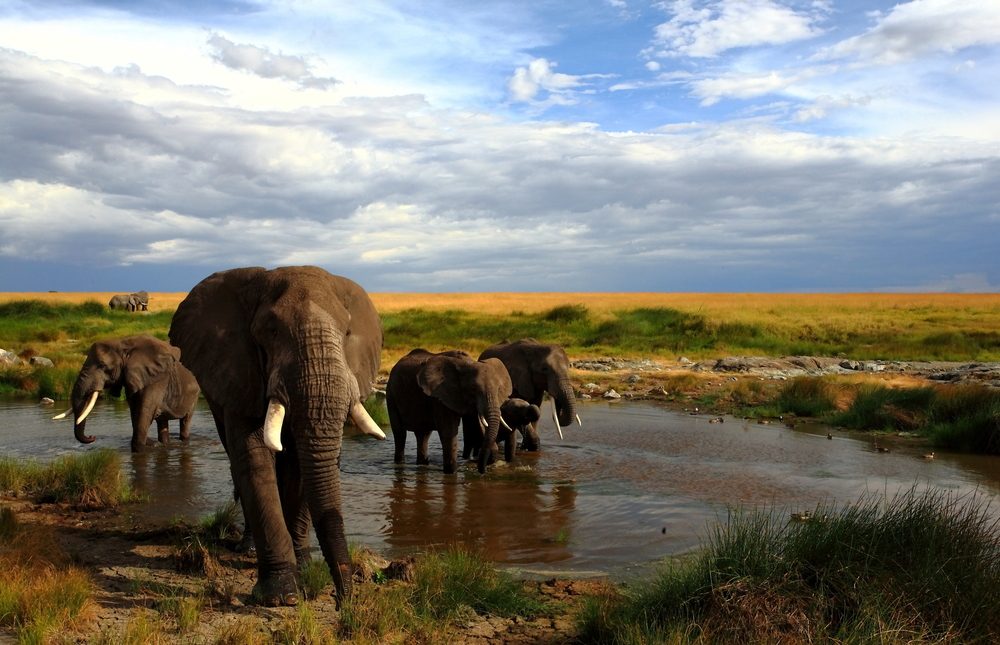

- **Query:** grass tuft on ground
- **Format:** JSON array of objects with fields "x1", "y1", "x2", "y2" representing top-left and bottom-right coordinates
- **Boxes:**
[{"x1": 0, "y1": 449, "x2": 138, "y2": 509}]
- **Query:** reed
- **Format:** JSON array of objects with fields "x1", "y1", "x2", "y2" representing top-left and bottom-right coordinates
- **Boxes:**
[{"x1": 577, "y1": 488, "x2": 1000, "y2": 643}]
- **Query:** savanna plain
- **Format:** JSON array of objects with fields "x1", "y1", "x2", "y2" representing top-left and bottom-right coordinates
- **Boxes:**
[{"x1": 2, "y1": 291, "x2": 1000, "y2": 643}]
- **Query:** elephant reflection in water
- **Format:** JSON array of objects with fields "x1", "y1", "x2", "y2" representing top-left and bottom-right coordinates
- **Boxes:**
[
  {"x1": 383, "y1": 468, "x2": 578, "y2": 563},
  {"x1": 129, "y1": 441, "x2": 197, "y2": 513}
]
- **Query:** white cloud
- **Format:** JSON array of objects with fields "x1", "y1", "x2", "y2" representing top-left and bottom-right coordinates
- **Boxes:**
[
  {"x1": 651, "y1": 0, "x2": 824, "y2": 59},
  {"x1": 819, "y1": 0, "x2": 1000, "y2": 65},
  {"x1": 206, "y1": 33, "x2": 339, "y2": 89},
  {"x1": 691, "y1": 70, "x2": 803, "y2": 105},
  {"x1": 507, "y1": 58, "x2": 588, "y2": 103}
]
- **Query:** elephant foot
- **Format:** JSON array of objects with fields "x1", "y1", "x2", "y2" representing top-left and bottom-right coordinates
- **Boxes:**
[{"x1": 252, "y1": 572, "x2": 298, "y2": 607}]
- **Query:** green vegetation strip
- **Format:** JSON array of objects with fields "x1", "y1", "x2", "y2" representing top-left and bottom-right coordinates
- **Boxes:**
[
  {"x1": 578, "y1": 488, "x2": 1000, "y2": 644},
  {"x1": 0, "y1": 449, "x2": 138, "y2": 508}
]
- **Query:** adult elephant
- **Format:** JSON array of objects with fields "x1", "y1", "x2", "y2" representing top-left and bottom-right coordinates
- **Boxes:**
[
  {"x1": 52, "y1": 335, "x2": 200, "y2": 452},
  {"x1": 387, "y1": 349, "x2": 512, "y2": 474},
  {"x1": 130, "y1": 290, "x2": 149, "y2": 311},
  {"x1": 471, "y1": 338, "x2": 580, "y2": 454},
  {"x1": 108, "y1": 294, "x2": 134, "y2": 311},
  {"x1": 168, "y1": 266, "x2": 385, "y2": 608}
]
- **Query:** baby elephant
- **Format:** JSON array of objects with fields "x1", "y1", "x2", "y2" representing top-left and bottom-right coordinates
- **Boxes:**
[
  {"x1": 463, "y1": 398, "x2": 541, "y2": 463},
  {"x1": 54, "y1": 335, "x2": 200, "y2": 452}
]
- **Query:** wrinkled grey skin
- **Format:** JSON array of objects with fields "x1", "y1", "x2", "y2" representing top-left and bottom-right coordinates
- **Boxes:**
[
  {"x1": 69, "y1": 335, "x2": 200, "y2": 452},
  {"x1": 473, "y1": 338, "x2": 578, "y2": 453},
  {"x1": 496, "y1": 398, "x2": 541, "y2": 462},
  {"x1": 387, "y1": 349, "x2": 512, "y2": 474},
  {"x1": 108, "y1": 294, "x2": 134, "y2": 311},
  {"x1": 169, "y1": 266, "x2": 382, "y2": 608}
]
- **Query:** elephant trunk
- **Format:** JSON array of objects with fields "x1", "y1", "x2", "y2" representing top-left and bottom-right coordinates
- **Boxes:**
[
  {"x1": 550, "y1": 375, "x2": 577, "y2": 428},
  {"x1": 289, "y1": 322, "x2": 354, "y2": 603},
  {"x1": 477, "y1": 395, "x2": 502, "y2": 474},
  {"x1": 70, "y1": 378, "x2": 100, "y2": 444}
]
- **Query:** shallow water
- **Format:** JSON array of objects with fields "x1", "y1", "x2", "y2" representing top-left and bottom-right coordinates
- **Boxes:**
[{"x1": 3, "y1": 398, "x2": 999, "y2": 578}]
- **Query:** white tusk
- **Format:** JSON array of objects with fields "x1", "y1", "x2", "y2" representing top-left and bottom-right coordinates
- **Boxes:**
[
  {"x1": 350, "y1": 401, "x2": 386, "y2": 440},
  {"x1": 576, "y1": 414, "x2": 583, "y2": 427},
  {"x1": 479, "y1": 415, "x2": 488, "y2": 432},
  {"x1": 552, "y1": 405, "x2": 563, "y2": 440},
  {"x1": 500, "y1": 416, "x2": 513, "y2": 433},
  {"x1": 263, "y1": 400, "x2": 286, "y2": 452},
  {"x1": 76, "y1": 391, "x2": 100, "y2": 425},
  {"x1": 52, "y1": 408, "x2": 71, "y2": 420}
]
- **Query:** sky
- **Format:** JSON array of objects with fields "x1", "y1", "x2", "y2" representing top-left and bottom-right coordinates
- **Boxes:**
[{"x1": 0, "y1": 0, "x2": 998, "y2": 293}]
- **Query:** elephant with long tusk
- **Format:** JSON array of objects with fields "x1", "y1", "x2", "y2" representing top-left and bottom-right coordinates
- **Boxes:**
[
  {"x1": 169, "y1": 266, "x2": 384, "y2": 609},
  {"x1": 463, "y1": 338, "x2": 581, "y2": 458},
  {"x1": 53, "y1": 335, "x2": 200, "y2": 452}
]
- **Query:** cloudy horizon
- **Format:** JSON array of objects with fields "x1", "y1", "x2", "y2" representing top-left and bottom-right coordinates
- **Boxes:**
[{"x1": 1, "y1": 0, "x2": 997, "y2": 293}]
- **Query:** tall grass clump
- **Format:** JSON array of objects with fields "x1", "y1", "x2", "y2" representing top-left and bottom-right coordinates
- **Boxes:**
[
  {"x1": 0, "y1": 450, "x2": 136, "y2": 509},
  {"x1": 775, "y1": 377, "x2": 839, "y2": 417},
  {"x1": 924, "y1": 384, "x2": 1000, "y2": 453},
  {"x1": 578, "y1": 488, "x2": 1000, "y2": 643},
  {"x1": 340, "y1": 546, "x2": 545, "y2": 643},
  {"x1": 0, "y1": 508, "x2": 94, "y2": 643},
  {"x1": 829, "y1": 384, "x2": 936, "y2": 432}
]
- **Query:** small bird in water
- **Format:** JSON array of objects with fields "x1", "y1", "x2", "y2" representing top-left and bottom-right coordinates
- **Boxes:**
[
  {"x1": 790, "y1": 511, "x2": 811, "y2": 522},
  {"x1": 923, "y1": 452, "x2": 936, "y2": 460},
  {"x1": 827, "y1": 433, "x2": 833, "y2": 440},
  {"x1": 874, "y1": 441, "x2": 890, "y2": 453}
]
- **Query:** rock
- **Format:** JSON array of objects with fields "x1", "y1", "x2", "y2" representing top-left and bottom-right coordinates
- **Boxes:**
[
  {"x1": 840, "y1": 359, "x2": 862, "y2": 370},
  {"x1": 626, "y1": 374, "x2": 641, "y2": 384},
  {"x1": 603, "y1": 389, "x2": 621, "y2": 400},
  {"x1": 0, "y1": 349, "x2": 20, "y2": 365},
  {"x1": 40, "y1": 397, "x2": 55, "y2": 405},
  {"x1": 678, "y1": 356, "x2": 692, "y2": 364},
  {"x1": 580, "y1": 393, "x2": 592, "y2": 399},
  {"x1": 582, "y1": 382, "x2": 599, "y2": 391},
  {"x1": 29, "y1": 356, "x2": 54, "y2": 367},
  {"x1": 382, "y1": 556, "x2": 416, "y2": 582}
]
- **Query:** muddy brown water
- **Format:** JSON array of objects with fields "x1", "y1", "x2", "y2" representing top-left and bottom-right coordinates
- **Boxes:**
[{"x1": 3, "y1": 399, "x2": 999, "y2": 579}]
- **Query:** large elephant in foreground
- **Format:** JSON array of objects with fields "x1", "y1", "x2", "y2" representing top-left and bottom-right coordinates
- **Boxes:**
[
  {"x1": 168, "y1": 266, "x2": 385, "y2": 607},
  {"x1": 468, "y1": 338, "x2": 580, "y2": 454},
  {"x1": 387, "y1": 349, "x2": 512, "y2": 474},
  {"x1": 53, "y1": 335, "x2": 200, "y2": 452}
]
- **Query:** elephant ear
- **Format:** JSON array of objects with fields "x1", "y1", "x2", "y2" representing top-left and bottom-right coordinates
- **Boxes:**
[
  {"x1": 497, "y1": 347, "x2": 536, "y2": 401},
  {"x1": 417, "y1": 355, "x2": 469, "y2": 414},
  {"x1": 122, "y1": 336, "x2": 180, "y2": 395},
  {"x1": 169, "y1": 268, "x2": 268, "y2": 412}
]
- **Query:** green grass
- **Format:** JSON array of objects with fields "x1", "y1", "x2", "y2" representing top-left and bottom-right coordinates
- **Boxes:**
[
  {"x1": 577, "y1": 488, "x2": 1000, "y2": 643},
  {"x1": 761, "y1": 378, "x2": 1000, "y2": 455},
  {"x1": 0, "y1": 449, "x2": 138, "y2": 509},
  {"x1": 339, "y1": 546, "x2": 546, "y2": 642}
]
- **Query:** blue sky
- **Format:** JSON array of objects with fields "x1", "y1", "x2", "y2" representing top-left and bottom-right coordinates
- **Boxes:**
[{"x1": 0, "y1": 0, "x2": 997, "y2": 292}]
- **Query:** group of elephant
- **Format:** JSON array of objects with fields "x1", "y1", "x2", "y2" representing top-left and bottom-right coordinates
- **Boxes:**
[
  {"x1": 51, "y1": 266, "x2": 578, "y2": 609},
  {"x1": 108, "y1": 290, "x2": 149, "y2": 311}
]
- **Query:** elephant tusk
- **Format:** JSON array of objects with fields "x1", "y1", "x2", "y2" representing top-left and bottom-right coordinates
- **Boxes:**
[
  {"x1": 576, "y1": 414, "x2": 583, "y2": 427},
  {"x1": 500, "y1": 415, "x2": 514, "y2": 433},
  {"x1": 76, "y1": 391, "x2": 100, "y2": 425},
  {"x1": 263, "y1": 400, "x2": 286, "y2": 452},
  {"x1": 479, "y1": 415, "x2": 488, "y2": 432},
  {"x1": 52, "y1": 408, "x2": 71, "y2": 420},
  {"x1": 350, "y1": 401, "x2": 385, "y2": 440},
  {"x1": 552, "y1": 405, "x2": 563, "y2": 440}
]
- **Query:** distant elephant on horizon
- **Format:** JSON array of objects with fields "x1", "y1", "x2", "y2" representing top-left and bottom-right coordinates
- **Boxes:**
[
  {"x1": 387, "y1": 349, "x2": 513, "y2": 474},
  {"x1": 108, "y1": 294, "x2": 134, "y2": 311},
  {"x1": 53, "y1": 335, "x2": 200, "y2": 452}
]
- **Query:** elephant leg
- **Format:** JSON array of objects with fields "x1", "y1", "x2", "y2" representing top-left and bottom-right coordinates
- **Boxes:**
[
  {"x1": 433, "y1": 408, "x2": 459, "y2": 474},
  {"x1": 128, "y1": 396, "x2": 155, "y2": 453},
  {"x1": 461, "y1": 413, "x2": 480, "y2": 460},
  {"x1": 522, "y1": 420, "x2": 541, "y2": 452},
  {"x1": 225, "y1": 414, "x2": 297, "y2": 606},
  {"x1": 208, "y1": 400, "x2": 254, "y2": 553},
  {"x1": 505, "y1": 429, "x2": 517, "y2": 462},
  {"x1": 388, "y1": 401, "x2": 406, "y2": 464},
  {"x1": 276, "y1": 436, "x2": 311, "y2": 567},
  {"x1": 156, "y1": 416, "x2": 170, "y2": 444},
  {"x1": 179, "y1": 411, "x2": 192, "y2": 442},
  {"x1": 415, "y1": 430, "x2": 431, "y2": 465}
]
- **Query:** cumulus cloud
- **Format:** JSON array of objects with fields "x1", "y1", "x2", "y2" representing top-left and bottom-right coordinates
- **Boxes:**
[
  {"x1": 507, "y1": 57, "x2": 611, "y2": 106},
  {"x1": 818, "y1": 0, "x2": 1000, "y2": 65},
  {"x1": 0, "y1": 48, "x2": 998, "y2": 292},
  {"x1": 650, "y1": 0, "x2": 825, "y2": 59},
  {"x1": 207, "y1": 33, "x2": 339, "y2": 89}
]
